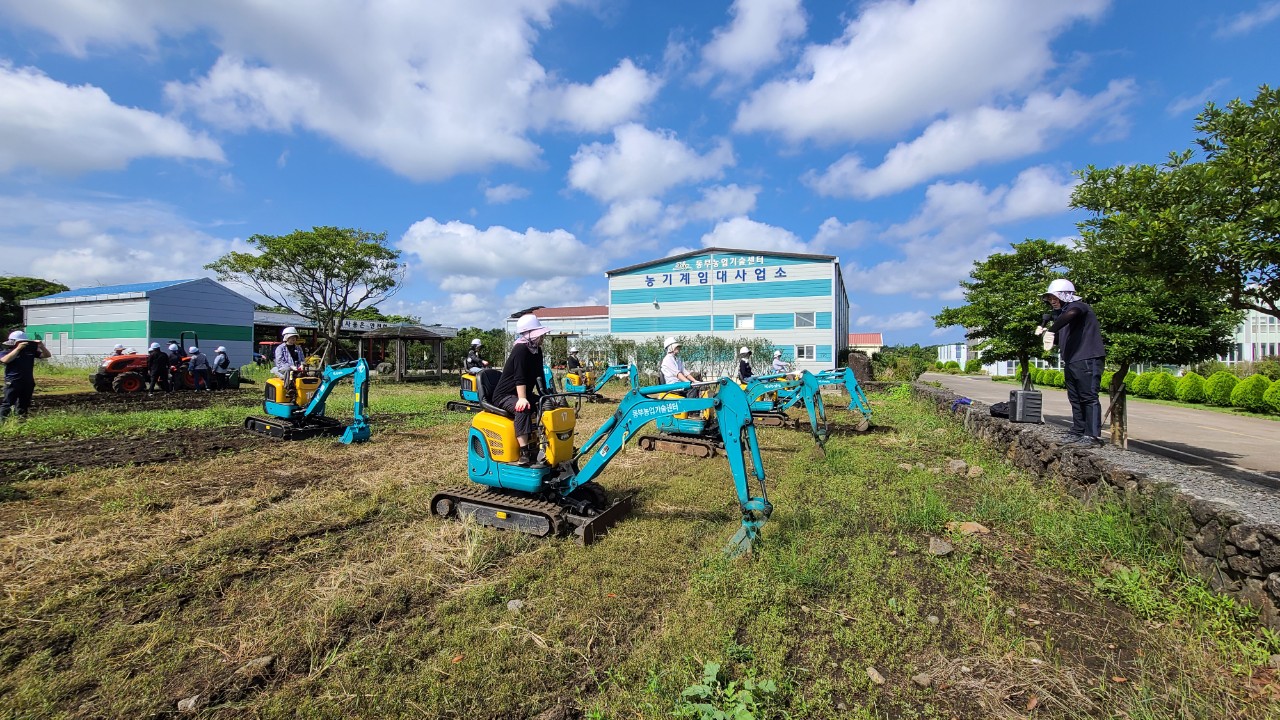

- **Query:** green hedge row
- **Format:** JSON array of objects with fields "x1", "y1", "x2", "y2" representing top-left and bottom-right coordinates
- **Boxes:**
[{"x1": 1010, "y1": 368, "x2": 1280, "y2": 415}]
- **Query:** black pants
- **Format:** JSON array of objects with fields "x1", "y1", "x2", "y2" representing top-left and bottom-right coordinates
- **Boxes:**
[
  {"x1": 1, "y1": 377, "x2": 34, "y2": 418},
  {"x1": 148, "y1": 370, "x2": 168, "y2": 392},
  {"x1": 191, "y1": 369, "x2": 209, "y2": 390},
  {"x1": 495, "y1": 394, "x2": 539, "y2": 440},
  {"x1": 1065, "y1": 357, "x2": 1103, "y2": 438}
]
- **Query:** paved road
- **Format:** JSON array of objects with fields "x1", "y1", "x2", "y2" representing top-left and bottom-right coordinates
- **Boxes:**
[{"x1": 923, "y1": 373, "x2": 1280, "y2": 490}]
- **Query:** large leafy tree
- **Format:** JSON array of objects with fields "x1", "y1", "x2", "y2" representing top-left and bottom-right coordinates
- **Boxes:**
[
  {"x1": 0, "y1": 276, "x2": 69, "y2": 330},
  {"x1": 1191, "y1": 84, "x2": 1280, "y2": 318},
  {"x1": 207, "y1": 227, "x2": 404, "y2": 362},
  {"x1": 934, "y1": 239, "x2": 1073, "y2": 380},
  {"x1": 1072, "y1": 158, "x2": 1243, "y2": 446}
]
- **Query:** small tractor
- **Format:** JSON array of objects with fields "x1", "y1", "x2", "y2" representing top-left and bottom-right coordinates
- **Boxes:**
[
  {"x1": 561, "y1": 363, "x2": 629, "y2": 402},
  {"x1": 244, "y1": 359, "x2": 371, "y2": 444},
  {"x1": 90, "y1": 331, "x2": 241, "y2": 393},
  {"x1": 430, "y1": 364, "x2": 772, "y2": 555}
]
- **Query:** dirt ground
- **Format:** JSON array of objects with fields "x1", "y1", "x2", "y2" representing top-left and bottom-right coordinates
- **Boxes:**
[{"x1": 30, "y1": 388, "x2": 258, "y2": 413}]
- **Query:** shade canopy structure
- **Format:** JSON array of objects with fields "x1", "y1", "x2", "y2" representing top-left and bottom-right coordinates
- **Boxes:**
[{"x1": 361, "y1": 324, "x2": 451, "y2": 382}]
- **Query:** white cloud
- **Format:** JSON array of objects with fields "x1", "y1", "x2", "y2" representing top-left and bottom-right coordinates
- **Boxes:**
[
  {"x1": 845, "y1": 166, "x2": 1077, "y2": 298},
  {"x1": 1215, "y1": 2, "x2": 1280, "y2": 38},
  {"x1": 0, "y1": 63, "x2": 223, "y2": 175},
  {"x1": 735, "y1": 0, "x2": 1109, "y2": 142},
  {"x1": 0, "y1": 194, "x2": 244, "y2": 289},
  {"x1": 685, "y1": 184, "x2": 760, "y2": 221},
  {"x1": 503, "y1": 276, "x2": 601, "y2": 312},
  {"x1": 812, "y1": 217, "x2": 874, "y2": 251},
  {"x1": 1, "y1": 2, "x2": 661, "y2": 181},
  {"x1": 807, "y1": 81, "x2": 1132, "y2": 198},
  {"x1": 398, "y1": 217, "x2": 602, "y2": 285},
  {"x1": 568, "y1": 123, "x2": 734, "y2": 202},
  {"x1": 854, "y1": 311, "x2": 931, "y2": 330},
  {"x1": 699, "y1": 216, "x2": 809, "y2": 253},
  {"x1": 1166, "y1": 78, "x2": 1231, "y2": 116},
  {"x1": 483, "y1": 183, "x2": 531, "y2": 204},
  {"x1": 698, "y1": 0, "x2": 806, "y2": 81},
  {"x1": 439, "y1": 275, "x2": 499, "y2": 294},
  {"x1": 593, "y1": 198, "x2": 664, "y2": 237}
]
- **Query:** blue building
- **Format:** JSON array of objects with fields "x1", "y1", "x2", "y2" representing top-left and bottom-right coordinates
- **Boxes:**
[{"x1": 605, "y1": 247, "x2": 850, "y2": 372}]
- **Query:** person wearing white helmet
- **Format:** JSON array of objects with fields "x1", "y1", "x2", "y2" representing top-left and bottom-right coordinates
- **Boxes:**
[
  {"x1": 737, "y1": 346, "x2": 755, "y2": 383},
  {"x1": 494, "y1": 313, "x2": 552, "y2": 465},
  {"x1": 187, "y1": 346, "x2": 211, "y2": 391},
  {"x1": 770, "y1": 349, "x2": 789, "y2": 373},
  {"x1": 274, "y1": 326, "x2": 306, "y2": 380},
  {"x1": 146, "y1": 342, "x2": 169, "y2": 393},
  {"x1": 465, "y1": 337, "x2": 489, "y2": 373},
  {"x1": 1, "y1": 330, "x2": 50, "y2": 419},
  {"x1": 566, "y1": 346, "x2": 582, "y2": 372},
  {"x1": 1036, "y1": 278, "x2": 1106, "y2": 446},
  {"x1": 211, "y1": 346, "x2": 232, "y2": 389},
  {"x1": 109, "y1": 343, "x2": 126, "y2": 359},
  {"x1": 660, "y1": 337, "x2": 694, "y2": 391}
]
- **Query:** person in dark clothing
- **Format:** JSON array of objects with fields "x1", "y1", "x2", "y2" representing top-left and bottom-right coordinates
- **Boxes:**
[
  {"x1": 566, "y1": 347, "x2": 582, "y2": 371},
  {"x1": 1, "y1": 331, "x2": 51, "y2": 419},
  {"x1": 494, "y1": 313, "x2": 551, "y2": 466},
  {"x1": 737, "y1": 346, "x2": 754, "y2": 383},
  {"x1": 188, "y1": 346, "x2": 211, "y2": 391},
  {"x1": 211, "y1": 346, "x2": 231, "y2": 389},
  {"x1": 1036, "y1": 279, "x2": 1106, "y2": 446},
  {"x1": 465, "y1": 338, "x2": 489, "y2": 373},
  {"x1": 146, "y1": 342, "x2": 169, "y2": 392},
  {"x1": 166, "y1": 342, "x2": 185, "y2": 391}
]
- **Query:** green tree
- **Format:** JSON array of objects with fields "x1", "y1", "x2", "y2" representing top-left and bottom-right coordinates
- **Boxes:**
[
  {"x1": 1073, "y1": 156, "x2": 1243, "y2": 446},
  {"x1": 934, "y1": 239, "x2": 1073, "y2": 381},
  {"x1": 1190, "y1": 85, "x2": 1280, "y2": 318},
  {"x1": 0, "y1": 277, "x2": 69, "y2": 330},
  {"x1": 206, "y1": 227, "x2": 404, "y2": 362}
]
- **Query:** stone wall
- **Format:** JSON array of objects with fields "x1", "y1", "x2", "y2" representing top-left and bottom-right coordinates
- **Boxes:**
[{"x1": 908, "y1": 382, "x2": 1280, "y2": 630}]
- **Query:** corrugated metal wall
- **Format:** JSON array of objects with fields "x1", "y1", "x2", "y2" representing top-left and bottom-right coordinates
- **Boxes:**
[
  {"x1": 25, "y1": 299, "x2": 150, "y2": 358},
  {"x1": 149, "y1": 279, "x2": 254, "y2": 368}
]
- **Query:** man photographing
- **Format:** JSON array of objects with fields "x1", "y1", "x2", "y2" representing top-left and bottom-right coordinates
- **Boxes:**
[
  {"x1": 1, "y1": 331, "x2": 51, "y2": 420},
  {"x1": 1036, "y1": 279, "x2": 1106, "y2": 447}
]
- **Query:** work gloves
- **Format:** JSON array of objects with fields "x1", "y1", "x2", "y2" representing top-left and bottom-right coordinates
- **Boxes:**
[{"x1": 1033, "y1": 326, "x2": 1055, "y2": 352}]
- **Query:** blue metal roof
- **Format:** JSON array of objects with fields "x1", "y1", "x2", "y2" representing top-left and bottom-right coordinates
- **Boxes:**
[{"x1": 32, "y1": 279, "x2": 197, "y2": 301}]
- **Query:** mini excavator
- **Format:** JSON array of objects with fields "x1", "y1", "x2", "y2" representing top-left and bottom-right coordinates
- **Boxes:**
[
  {"x1": 244, "y1": 359, "x2": 371, "y2": 444},
  {"x1": 448, "y1": 365, "x2": 556, "y2": 413},
  {"x1": 635, "y1": 370, "x2": 828, "y2": 458},
  {"x1": 430, "y1": 365, "x2": 772, "y2": 555},
  {"x1": 562, "y1": 363, "x2": 630, "y2": 402},
  {"x1": 778, "y1": 367, "x2": 873, "y2": 432}
]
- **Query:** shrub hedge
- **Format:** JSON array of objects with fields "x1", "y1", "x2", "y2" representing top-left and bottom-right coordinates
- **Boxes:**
[
  {"x1": 1147, "y1": 372, "x2": 1177, "y2": 401},
  {"x1": 1230, "y1": 374, "x2": 1273, "y2": 413},
  {"x1": 1264, "y1": 379, "x2": 1280, "y2": 415},
  {"x1": 1204, "y1": 371, "x2": 1239, "y2": 406},
  {"x1": 1175, "y1": 372, "x2": 1206, "y2": 403},
  {"x1": 1132, "y1": 373, "x2": 1154, "y2": 398}
]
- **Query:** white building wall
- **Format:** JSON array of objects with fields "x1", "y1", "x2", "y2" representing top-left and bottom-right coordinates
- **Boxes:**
[
  {"x1": 1223, "y1": 310, "x2": 1280, "y2": 364},
  {"x1": 149, "y1": 279, "x2": 254, "y2": 368},
  {"x1": 25, "y1": 299, "x2": 150, "y2": 359}
]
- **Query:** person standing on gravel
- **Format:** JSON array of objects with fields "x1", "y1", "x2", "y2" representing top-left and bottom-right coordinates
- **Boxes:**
[
  {"x1": 1, "y1": 331, "x2": 50, "y2": 420},
  {"x1": 146, "y1": 342, "x2": 169, "y2": 393},
  {"x1": 1036, "y1": 279, "x2": 1106, "y2": 447}
]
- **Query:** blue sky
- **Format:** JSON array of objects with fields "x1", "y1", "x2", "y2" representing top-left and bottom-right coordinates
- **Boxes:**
[{"x1": 1, "y1": 0, "x2": 1277, "y2": 344}]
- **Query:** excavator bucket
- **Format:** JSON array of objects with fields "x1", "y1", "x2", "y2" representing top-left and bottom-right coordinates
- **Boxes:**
[{"x1": 568, "y1": 493, "x2": 635, "y2": 545}]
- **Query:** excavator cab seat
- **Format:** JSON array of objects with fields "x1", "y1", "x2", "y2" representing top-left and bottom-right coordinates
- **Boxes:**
[{"x1": 476, "y1": 369, "x2": 510, "y2": 418}]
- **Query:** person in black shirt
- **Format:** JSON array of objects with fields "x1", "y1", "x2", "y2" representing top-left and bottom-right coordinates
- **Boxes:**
[
  {"x1": 212, "y1": 346, "x2": 232, "y2": 389},
  {"x1": 1036, "y1": 279, "x2": 1106, "y2": 446},
  {"x1": 465, "y1": 338, "x2": 488, "y2": 373},
  {"x1": 494, "y1": 313, "x2": 551, "y2": 465},
  {"x1": 146, "y1": 342, "x2": 170, "y2": 392},
  {"x1": 566, "y1": 347, "x2": 582, "y2": 371},
  {"x1": 1, "y1": 331, "x2": 51, "y2": 419},
  {"x1": 737, "y1": 346, "x2": 754, "y2": 383}
]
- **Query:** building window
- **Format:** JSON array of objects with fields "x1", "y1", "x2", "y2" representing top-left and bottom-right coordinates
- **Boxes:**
[
  {"x1": 735, "y1": 313, "x2": 754, "y2": 330},
  {"x1": 796, "y1": 344, "x2": 815, "y2": 360},
  {"x1": 795, "y1": 312, "x2": 815, "y2": 329}
]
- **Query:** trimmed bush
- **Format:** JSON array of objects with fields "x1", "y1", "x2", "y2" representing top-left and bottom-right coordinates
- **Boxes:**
[
  {"x1": 1230, "y1": 374, "x2": 1273, "y2": 413},
  {"x1": 1100, "y1": 370, "x2": 1115, "y2": 393},
  {"x1": 1131, "y1": 373, "x2": 1153, "y2": 398},
  {"x1": 1204, "y1": 371, "x2": 1239, "y2": 406},
  {"x1": 1175, "y1": 372, "x2": 1206, "y2": 403},
  {"x1": 964, "y1": 357, "x2": 984, "y2": 374},
  {"x1": 1148, "y1": 372, "x2": 1177, "y2": 401},
  {"x1": 1048, "y1": 370, "x2": 1065, "y2": 388},
  {"x1": 1122, "y1": 370, "x2": 1139, "y2": 392},
  {"x1": 1252, "y1": 357, "x2": 1280, "y2": 381},
  {"x1": 944, "y1": 360, "x2": 961, "y2": 370},
  {"x1": 935, "y1": 361, "x2": 945, "y2": 369},
  {"x1": 1264, "y1": 380, "x2": 1280, "y2": 414}
]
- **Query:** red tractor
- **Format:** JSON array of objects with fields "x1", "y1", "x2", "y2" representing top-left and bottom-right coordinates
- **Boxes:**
[{"x1": 89, "y1": 332, "x2": 240, "y2": 393}]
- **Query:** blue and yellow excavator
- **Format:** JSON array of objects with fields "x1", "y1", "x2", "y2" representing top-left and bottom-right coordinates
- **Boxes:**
[
  {"x1": 430, "y1": 365, "x2": 772, "y2": 555},
  {"x1": 778, "y1": 367, "x2": 873, "y2": 432},
  {"x1": 244, "y1": 359, "x2": 371, "y2": 444},
  {"x1": 448, "y1": 364, "x2": 556, "y2": 413},
  {"x1": 635, "y1": 370, "x2": 828, "y2": 458},
  {"x1": 562, "y1": 363, "x2": 630, "y2": 402}
]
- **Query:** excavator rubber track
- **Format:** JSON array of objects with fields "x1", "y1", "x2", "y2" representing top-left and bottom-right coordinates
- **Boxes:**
[
  {"x1": 635, "y1": 433, "x2": 720, "y2": 458},
  {"x1": 751, "y1": 411, "x2": 799, "y2": 429},
  {"x1": 445, "y1": 400, "x2": 482, "y2": 413},
  {"x1": 244, "y1": 415, "x2": 346, "y2": 440},
  {"x1": 429, "y1": 484, "x2": 634, "y2": 545}
]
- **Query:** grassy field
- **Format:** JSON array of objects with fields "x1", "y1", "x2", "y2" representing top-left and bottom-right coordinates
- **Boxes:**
[{"x1": 1, "y1": 383, "x2": 1277, "y2": 719}]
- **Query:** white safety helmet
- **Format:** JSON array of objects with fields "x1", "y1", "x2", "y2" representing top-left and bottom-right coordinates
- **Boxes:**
[
  {"x1": 168, "y1": 342, "x2": 180, "y2": 350},
  {"x1": 282, "y1": 326, "x2": 300, "y2": 340},
  {"x1": 569, "y1": 346, "x2": 578, "y2": 353},
  {"x1": 6, "y1": 330, "x2": 29, "y2": 345},
  {"x1": 471, "y1": 338, "x2": 482, "y2": 346},
  {"x1": 515, "y1": 313, "x2": 550, "y2": 338},
  {"x1": 739, "y1": 346, "x2": 751, "y2": 355},
  {"x1": 774, "y1": 350, "x2": 783, "y2": 358},
  {"x1": 124, "y1": 347, "x2": 136, "y2": 354},
  {"x1": 1042, "y1": 278, "x2": 1078, "y2": 302},
  {"x1": 664, "y1": 336, "x2": 680, "y2": 351},
  {"x1": 216, "y1": 346, "x2": 227, "y2": 353},
  {"x1": 113, "y1": 343, "x2": 125, "y2": 351},
  {"x1": 188, "y1": 346, "x2": 199, "y2": 354},
  {"x1": 149, "y1": 342, "x2": 162, "y2": 351}
]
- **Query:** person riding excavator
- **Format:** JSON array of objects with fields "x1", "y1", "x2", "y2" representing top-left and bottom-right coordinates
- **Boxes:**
[
  {"x1": 738, "y1": 346, "x2": 755, "y2": 383},
  {"x1": 274, "y1": 327, "x2": 307, "y2": 398},
  {"x1": 466, "y1": 338, "x2": 489, "y2": 374},
  {"x1": 495, "y1": 313, "x2": 551, "y2": 466},
  {"x1": 661, "y1": 337, "x2": 695, "y2": 394},
  {"x1": 770, "y1": 350, "x2": 789, "y2": 373},
  {"x1": 567, "y1": 347, "x2": 583, "y2": 372}
]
